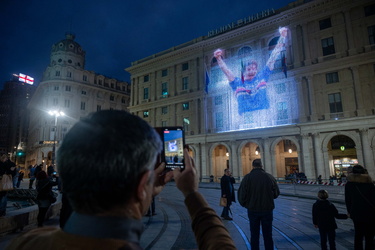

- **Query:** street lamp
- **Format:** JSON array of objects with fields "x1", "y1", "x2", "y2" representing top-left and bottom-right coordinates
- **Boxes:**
[{"x1": 48, "y1": 110, "x2": 65, "y2": 166}]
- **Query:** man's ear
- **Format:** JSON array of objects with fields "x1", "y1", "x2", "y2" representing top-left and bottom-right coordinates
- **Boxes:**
[{"x1": 136, "y1": 170, "x2": 151, "y2": 201}]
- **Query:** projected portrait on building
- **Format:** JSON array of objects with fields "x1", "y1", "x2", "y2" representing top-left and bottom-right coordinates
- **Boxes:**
[{"x1": 206, "y1": 26, "x2": 298, "y2": 132}]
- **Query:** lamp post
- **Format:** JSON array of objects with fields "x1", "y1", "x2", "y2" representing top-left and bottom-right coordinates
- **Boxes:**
[{"x1": 48, "y1": 110, "x2": 65, "y2": 166}]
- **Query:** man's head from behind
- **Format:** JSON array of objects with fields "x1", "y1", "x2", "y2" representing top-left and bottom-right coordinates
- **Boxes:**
[
  {"x1": 57, "y1": 110, "x2": 162, "y2": 216},
  {"x1": 252, "y1": 159, "x2": 263, "y2": 168}
]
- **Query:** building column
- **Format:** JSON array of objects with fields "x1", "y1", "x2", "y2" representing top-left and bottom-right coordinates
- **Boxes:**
[
  {"x1": 262, "y1": 138, "x2": 273, "y2": 175},
  {"x1": 359, "y1": 129, "x2": 375, "y2": 178},
  {"x1": 343, "y1": 10, "x2": 356, "y2": 56},
  {"x1": 313, "y1": 133, "x2": 326, "y2": 179},
  {"x1": 301, "y1": 134, "x2": 315, "y2": 179},
  {"x1": 229, "y1": 141, "x2": 240, "y2": 179},
  {"x1": 349, "y1": 67, "x2": 365, "y2": 116},
  {"x1": 305, "y1": 76, "x2": 318, "y2": 121},
  {"x1": 301, "y1": 23, "x2": 312, "y2": 66}
]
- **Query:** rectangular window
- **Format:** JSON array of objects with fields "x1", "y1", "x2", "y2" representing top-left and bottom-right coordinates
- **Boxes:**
[
  {"x1": 64, "y1": 99, "x2": 70, "y2": 108},
  {"x1": 110, "y1": 95, "x2": 114, "y2": 101},
  {"x1": 368, "y1": 25, "x2": 375, "y2": 45},
  {"x1": 162, "y1": 69, "x2": 168, "y2": 77},
  {"x1": 182, "y1": 77, "x2": 189, "y2": 90},
  {"x1": 183, "y1": 117, "x2": 190, "y2": 131},
  {"x1": 215, "y1": 95, "x2": 223, "y2": 105},
  {"x1": 55, "y1": 71, "x2": 60, "y2": 76},
  {"x1": 143, "y1": 88, "x2": 149, "y2": 99},
  {"x1": 182, "y1": 102, "x2": 189, "y2": 110},
  {"x1": 162, "y1": 106, "x2": 168, "y2": 114},
  {"x1": 326, "y1": 72, "x2": 339, "y2": 84},
  {"x1": 53, "y1": 98, "x2": 58, "y2": 106},
  {"x1": 321, "y1": 37, "x2": 335, "y2": 56},
  {"x1": 365, "y1": 4, "x2": 375, "y2": 16},
  {"x1": 54, "y1": 86, "x2": 59, "y2": 91},
  {"x1": 110, "y1": 83, "x2": 114, "y2": 88},
  {"x1": 277, "y1": 102, "x2": 288, "y2": 120},
  {"x1": 162, "y1": 121, "x2": 167, "y2": 127},
  {"x1": 83, "y1": 75, "x2": 88, "y2": 81},
  {"x1": 98, "y1": 79, "x2": 102, "y2": 85},
  {"x1": 144, "y1": 75, "x2": 149, "y2": 82},
  {"x1": 275, "y1": 83, "x2": 286, "y2": 94},
  {"x1": 319, "y1": 18, "x2": 332, "y2": 30},
  {"x1": 215, "y1": 112, "x2": 223, "y2": 128},
  {"x1": 162, "y1": 82, "x2": 168, "y2": 96},
  {"x1": 121, "y1": 97, "x2": 126, "y2": 104},
  {"x1": 81, "y1": 90, "x2": 86, "y2": 95},
  {"x1": 329, "y1": 93, "x2": 343, "y2": 113},
  {"x1": 143, "y1": 110, "x2": 149, "y2": 118},
  {"x1": 97, "y1": 105, "x2": 102, "y2": 111},
  {"x1": 81, "y1": 102, "x2": 86, "y2": 110},
  {"x1": 67, "y1": 71, "x2": 72, "y2": 77},
  {"x1": 182, "y1": 62, "x2": 189, "y2": 71},
  {"x1": 65, "y1": 86, "x2": 71, "y2": 91}
]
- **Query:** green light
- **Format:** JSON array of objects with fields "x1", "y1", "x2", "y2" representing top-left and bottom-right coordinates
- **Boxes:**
[{"x1": 340, "y1": 146, "x2": 345, "y2": 151}]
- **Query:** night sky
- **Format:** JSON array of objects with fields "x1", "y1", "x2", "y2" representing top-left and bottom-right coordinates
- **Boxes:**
[{"x1": 0, "y1": 0, "x2": 293, "y2": 90}]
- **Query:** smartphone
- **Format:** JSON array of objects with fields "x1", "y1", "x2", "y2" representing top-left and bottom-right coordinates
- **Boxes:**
[{"x1": 156, "y1": 126, "x2": 185, "y2": 171}]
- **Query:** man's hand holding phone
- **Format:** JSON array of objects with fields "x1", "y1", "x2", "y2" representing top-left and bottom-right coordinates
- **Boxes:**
[{"x1": 173, "y1": 149, "x2": 198, "y2": 198}]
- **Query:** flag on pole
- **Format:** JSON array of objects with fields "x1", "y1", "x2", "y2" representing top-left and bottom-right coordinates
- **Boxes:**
[
  {"x1": 241, "y1": 60, "x2": 245, "y2": 83},
  {"x1": 19, "y1": 73, "x2": 34, "y2": 84},
  {"x1": 205, "y1": 66, "x2": 210, "y2": 93},
  {"x1": 281, "y1": 51, "x2": 287, "y2": 78}
]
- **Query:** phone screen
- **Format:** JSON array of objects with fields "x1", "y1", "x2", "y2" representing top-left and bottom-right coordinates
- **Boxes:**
[{"x1": 161, "y1": 127, "x2": 185, "y2": 170}]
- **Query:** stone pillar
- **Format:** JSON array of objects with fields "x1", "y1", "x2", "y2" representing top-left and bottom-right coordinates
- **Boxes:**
[
  {"x1": 230, "y1": 141, "x2": 239, "y2": 178},
  {"x1": 343, "y1": 10, "x2": 356, "y2": 56},
  {"x1": 301, "y1": 134, "x2": 315, "y2": 179},
  {"x1": 349, "y1": 67, "x2": 365, "y2": 116},
  {"x1": 262, "y1": 138, "x2": 273, "y2": 175},
  {"x1": 359, "y1": 129, "x2": 375, "y2": 178},
  {"x1": 313, "y1": 133, "x2": 326, "y2": 179},
  {"x1": 301, "y1": 23, "x2": 312, "y2": 66}
]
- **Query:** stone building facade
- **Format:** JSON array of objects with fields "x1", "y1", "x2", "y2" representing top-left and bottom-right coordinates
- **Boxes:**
[
  {"x1": 26, "y1": 33, "x2": 130, "y2": 168},
  {"x1": 126, "y1": 0, "x2": 375, "y2": 182}
]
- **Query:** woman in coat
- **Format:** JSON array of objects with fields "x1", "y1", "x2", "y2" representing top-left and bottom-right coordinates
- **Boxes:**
[
  {"x1": 220, "y1": 168, "x2": 236, "y2": 220},
  {"x1": 36, "y1": 171, "x2": 58, "y2": 227},
  {"x1": 345, "y1": 165, "x2": 375, "y2": 250}
]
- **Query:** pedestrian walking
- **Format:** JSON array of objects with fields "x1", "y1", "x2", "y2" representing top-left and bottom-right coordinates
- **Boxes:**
[
  {"x1": 345, "y1": 165, "x2": 375, "y2": 250},
  {"x1": 312, "y1": 189, "x2": 348, "y2": 250},
  {"x1": 220, "y1": 168, "x2": 235, "y2": 220},
  {"x1": 238, "y1": 159, "x2": 280, "y2": 250}
]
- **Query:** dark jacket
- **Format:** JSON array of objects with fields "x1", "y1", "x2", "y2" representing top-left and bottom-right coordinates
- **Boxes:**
[
  {"x1": 36, "y1": 178, "x2": 57, "y2": 200},
  {"x1": 238, "y1": 168, "x2": 280, "y2": 212},
  {"x1": 312, "y1": 199, "x2": 347, "y2": 230},
  {"x1": 220, "y1": 175, "x2": 236, "y2": 205},
  {"x1": 345, "y1": 173, "x2": 375, "y2": 222}
]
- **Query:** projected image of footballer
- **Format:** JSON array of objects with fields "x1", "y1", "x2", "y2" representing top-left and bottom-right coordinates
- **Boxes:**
[{"x1": 213, "y1": 27, "x2": 288, "y2": 116}]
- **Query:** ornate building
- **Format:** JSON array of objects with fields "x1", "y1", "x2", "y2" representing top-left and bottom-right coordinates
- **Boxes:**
[
  {"x1": 26, "y1": 33, "x2": 130, "y2": 168},
  {"x1": 126, "y1": 0, "x2": 375, "y2": 182}
]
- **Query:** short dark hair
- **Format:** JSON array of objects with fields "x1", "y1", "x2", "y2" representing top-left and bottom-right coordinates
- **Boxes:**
[
  {"x1": 252, "y1": 159, "x2": 262, "y2": 168},
  {"x1": 352, "y1": 165, "x2": 365, "y2": 174},
  {"x1": 57, "y1": 110, "x2": 162, "y2": 214},
  {"x1": 318, "y1": 190, "x2": 328, "y2": 200}
]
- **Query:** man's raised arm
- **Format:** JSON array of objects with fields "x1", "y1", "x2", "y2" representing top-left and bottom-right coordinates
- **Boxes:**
[{"x1": 214, "y1": 49, "x2": 235, "y2": 82}]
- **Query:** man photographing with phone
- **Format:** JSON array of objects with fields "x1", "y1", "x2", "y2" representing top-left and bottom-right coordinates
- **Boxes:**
[{"x1": 6, "y1": 110, "x2": 235, "y2": 250}]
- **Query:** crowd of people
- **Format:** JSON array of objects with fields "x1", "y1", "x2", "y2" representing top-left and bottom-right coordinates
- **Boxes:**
[{"x1": 1, "y1": 110, "x2": 374, "y2": 249}]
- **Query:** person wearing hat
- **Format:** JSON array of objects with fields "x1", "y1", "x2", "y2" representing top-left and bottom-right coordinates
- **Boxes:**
[{"x1": 345, "y1": 164, "x2": 375, "y2": 250}]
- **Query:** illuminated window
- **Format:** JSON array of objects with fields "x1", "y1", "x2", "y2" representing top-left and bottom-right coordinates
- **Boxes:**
[
  {"x1": 162, "y1": 106, "x2": 168, "y2": 114},
  {"x1": 329, "y1": 93, "x2": 343, "y2": 113},
  {"x1": 319, "y1": 18, "x2": 332, "y2": 30},
  {"x1": 182, "y1": 62, "x2": 189, "y2": 71},
  {"x1": 182, "y1": 77, "x2": 189, "y2": 90},
  {"x1": 97, "y1": 105, "x2": 101, "y2": 111},
  {"x1": 215, "y1": 112, "x2": 223, "y2": 128},
  {"x1": 81, "y1": 102, "x2": 86, "y2": 110},
  {"x1": 215, "y1": 95, "x2": 223, "y2": 105},
  {"x1": 65, "y1": 99, "x2": 70, "y2": 108},
  {"x1": 183, "y1": 117, "x2": 190, "y2": 131},
  {"x1": 238, "y1": 46, "x2": 252, "y2": 58},
  {"x1": 162, "y1": 69, "x2": 168, "y2": 77},
  {"x1": 368, "y1": 25, "x2": 375, "y2": 44},
  {"x1": 55, "y1": 71, "x2": 60, "y2": 76},
  {"x1": 326, "y1": 72, "x2": 339, "y2": 84},
  {"x1": 321, "y1": 37, "x2": 335, "y2": 56},
  {"x1": 83, "y1": 75, "x2": 88, "y2": 81},
  {"x1": 162, "y1": 82, "x2": 168, "y2": 96},
  {"x1": 144, "y1": 75, "x2": 149, "y2": 82},
  {"x1": 110, "y1": 95, "x2": 114, "y2": 101},
  {"x1": 277, "y1": 102, "x2": 288, "y2": 120},
  {"x1": 65, "y1": 86, "x2": 71, "y2": 92},
  {"x1": 182, "y1": 102, "x2": 189, "y2": 110},
  {"x1": 364, "y1": 4, "x2": 375, "y2": 16},
  {"x1": 143, "y1": 88, "x2": 149, "y2": 99},
  {"x1": 143, "y1": 110, "x2": 149, "y2": 118}
]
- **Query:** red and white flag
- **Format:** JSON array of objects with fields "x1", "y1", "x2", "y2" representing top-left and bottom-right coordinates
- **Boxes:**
[{"x1": 19, "y1": 73, "x2": 34, "y2": 84}]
